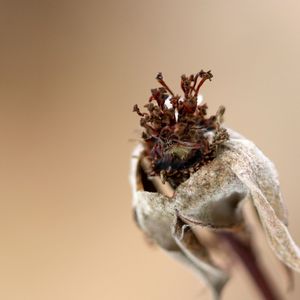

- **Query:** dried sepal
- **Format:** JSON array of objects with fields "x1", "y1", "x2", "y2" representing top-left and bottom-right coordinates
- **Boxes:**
[
  {"x1": 172, "y1": 216, "x2": 229, "y2": 300},
  {"x1": 131, "y1": 145, "x2": 229, "y2": 300},
  {"x1": 131, "y1": 129, "x2": 300, "y2": 298},
  {"x1": 224, "y1": 130, "x2": 300, "y2": 272}
]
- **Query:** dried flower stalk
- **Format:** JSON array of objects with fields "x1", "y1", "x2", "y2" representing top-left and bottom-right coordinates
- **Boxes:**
[{"x1": 130, "y1": 71, "x2": 300, "y2": 300}]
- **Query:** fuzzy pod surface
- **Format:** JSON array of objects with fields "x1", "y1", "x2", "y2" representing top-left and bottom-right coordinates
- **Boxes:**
[{"x1": 131, "y1": 129, "x2": 300, "y2": 299}]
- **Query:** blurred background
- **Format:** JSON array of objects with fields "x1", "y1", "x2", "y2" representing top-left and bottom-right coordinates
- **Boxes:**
[{"x1": 0, "y1": 0, "x2": 300, "y2": 299}]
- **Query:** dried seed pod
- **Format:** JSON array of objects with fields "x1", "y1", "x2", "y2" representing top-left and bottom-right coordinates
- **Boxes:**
[{"x1": 130, "y1": 71, "x2": 300, "y2": 300}]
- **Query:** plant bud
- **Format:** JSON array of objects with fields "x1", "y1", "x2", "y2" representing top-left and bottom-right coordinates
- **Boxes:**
[{"x1": 131, "y1": 71, "x2": 300, "y2": 299}]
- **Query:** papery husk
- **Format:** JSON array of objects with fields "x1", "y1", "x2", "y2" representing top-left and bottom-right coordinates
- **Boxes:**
[{"x1": 131, "y1": 129, "x2": 300, "y2": 299}]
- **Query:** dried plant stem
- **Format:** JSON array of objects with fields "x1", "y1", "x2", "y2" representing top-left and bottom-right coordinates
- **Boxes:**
[{"x1": 219, "y1": 232, "x2": 281, "y2": 300}]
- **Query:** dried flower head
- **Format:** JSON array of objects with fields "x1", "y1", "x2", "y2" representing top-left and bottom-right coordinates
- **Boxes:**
[
  {"x1": 133, "y1": 71, "x2": 228, "y2": 188},
  {"x1": 130, "y1": 71, "x2": 300, "y2": 300}
]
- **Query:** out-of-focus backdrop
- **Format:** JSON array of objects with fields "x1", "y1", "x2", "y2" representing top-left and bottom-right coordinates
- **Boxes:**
[{"x1": 1, "y1": 0, "x2": 300, "y2": 299}]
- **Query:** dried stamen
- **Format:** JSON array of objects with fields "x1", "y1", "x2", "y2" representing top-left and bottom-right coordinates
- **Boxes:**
[{"x1": 133, "y1": 70, "x2": 228, "y2": 188}]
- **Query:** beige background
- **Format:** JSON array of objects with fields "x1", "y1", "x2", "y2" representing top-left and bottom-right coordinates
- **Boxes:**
[{"x1": 1, "y1": 0, "x2": 300, "y2": 299}]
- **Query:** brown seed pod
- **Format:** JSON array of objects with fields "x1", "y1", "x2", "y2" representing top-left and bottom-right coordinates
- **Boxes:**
[{"x1": 130, "y1": 72, "x2": 300, "y2": 300}]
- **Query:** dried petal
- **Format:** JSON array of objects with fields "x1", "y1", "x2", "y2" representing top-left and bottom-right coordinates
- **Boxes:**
[
  {"x1": 172, "y1": 217, "x2": 229, "y2": 300},
  {"x1": 223, "y1": 130, "x2": 300, "y2": 272},
  {"x1": 131, "y1": 128, "x2": 300, "y2": 298},
  {"x1": 131, "y1": 145, "x2": 229, "y2": 299}
]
